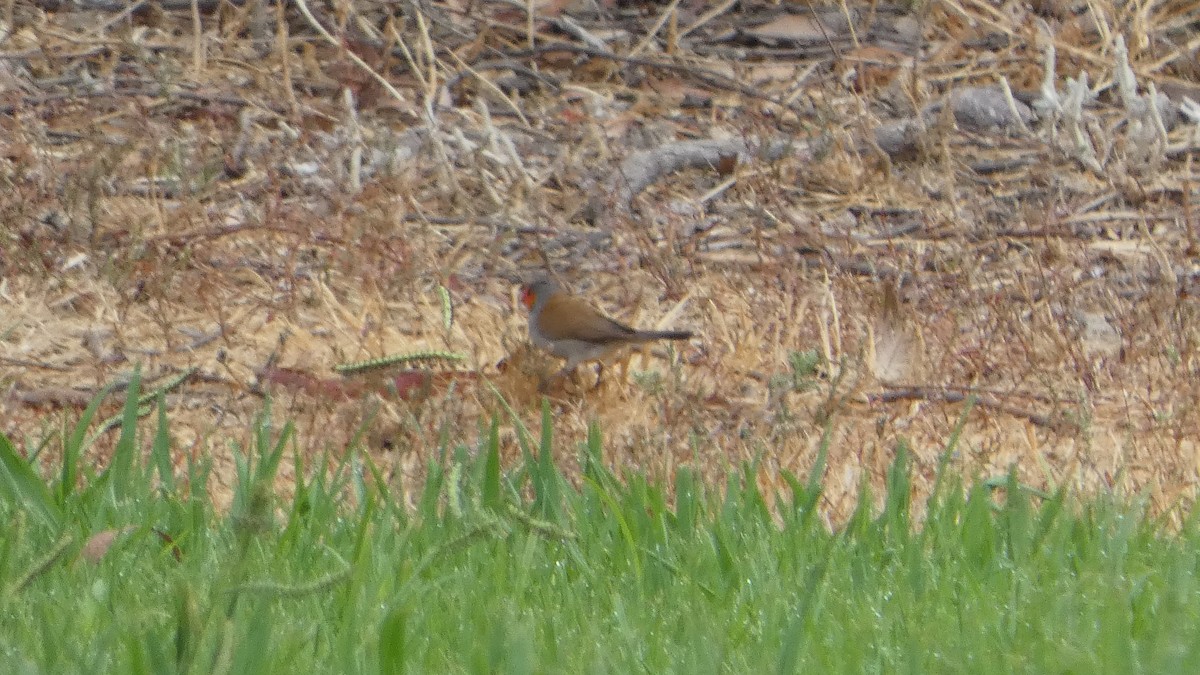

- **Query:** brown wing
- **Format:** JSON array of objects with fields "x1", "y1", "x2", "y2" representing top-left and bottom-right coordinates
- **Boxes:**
[{"x1": 538, "y1": 293, "x2": 639, "y2": 344}]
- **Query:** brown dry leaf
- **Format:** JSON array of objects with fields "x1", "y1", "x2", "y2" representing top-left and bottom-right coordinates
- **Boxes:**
[
  {"x1": 80, "y1": 527, "x2": 137, "y2": 564},
  {"x1": 871, "y1": 284, "x2": 922, "y2": 384},
  {"x1": 81, "y1": 527, "x2": 184, "y2": 564}
]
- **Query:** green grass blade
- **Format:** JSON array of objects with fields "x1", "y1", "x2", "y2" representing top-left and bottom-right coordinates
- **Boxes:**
[
  {"x1": 0, "y1": 432, "x2": 61, "y2": 529},
  {"x1": 151, "y1": 393, "x2": 176, "y2": 495},
  {"x1": 107, "y1": 365, "x2": 144, "y2": 499},
  {"x1": 378, "y1": 604, "x2": 407, "y2": 675},
  {"x1": 532, "y1": 399, "x2": 561, "y2": 520},
  {"x1": 61, "y1": 381, "x2": 118, "y2": 504},
  {"x1": 482, "y1": 417, "x2": 501, "y2": 510},
  {"x1": 674, "y1": 466, "x2": 700, "y2": 535},
  {"x1": 797, "y1": 420, "x2": 832, "y2": 525}
]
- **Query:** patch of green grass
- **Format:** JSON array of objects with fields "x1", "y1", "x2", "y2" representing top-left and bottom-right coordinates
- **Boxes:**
[
  {"x1": 1, "y1": 381, "x2": 1199, "y2": 673},
  {"x1": 769, "y1": 349, "x2": 823, "y2": 397}
]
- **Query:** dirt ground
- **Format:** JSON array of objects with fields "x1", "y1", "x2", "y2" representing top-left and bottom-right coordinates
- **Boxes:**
[{"x1": 2, "y1": 0, "x2": 1199, "y2": 522}]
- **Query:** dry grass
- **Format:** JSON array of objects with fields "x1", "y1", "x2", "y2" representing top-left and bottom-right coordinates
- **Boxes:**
[{"x1": 1, "y1": 0, "x2": 1198, "y2": 522}]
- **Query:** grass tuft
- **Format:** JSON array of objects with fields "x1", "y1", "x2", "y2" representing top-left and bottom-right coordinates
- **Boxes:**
[{"x1": 1, "y1": 389, "x2": 1199, "y2": 671}]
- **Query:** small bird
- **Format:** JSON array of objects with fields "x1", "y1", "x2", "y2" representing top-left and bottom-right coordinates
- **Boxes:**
[{"x1": 520, "y1": 278, "x2": 693, "y2": 385}]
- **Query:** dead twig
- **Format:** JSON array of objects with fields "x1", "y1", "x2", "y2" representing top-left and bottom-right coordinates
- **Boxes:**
[
  {"x1": 588, "y1": 137, "x2": 795, "y2": 226},
  {"x1": 29, "y1": 0, "x2": 241, "y2": 11},
  {"x1": 2, "y1": 87, "x2": 280, "y2": 115},
  {"x1": 867, "y1": 387, "x2": 1068, "y2": 430},
  {"x1": 501, "y1": 42, "x2": 810, "y2": 115}
]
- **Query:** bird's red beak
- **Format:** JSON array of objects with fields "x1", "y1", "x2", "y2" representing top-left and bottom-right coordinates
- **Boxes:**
[{"x1": 520, "y1": 285, "x2": 535, "y2": 309}]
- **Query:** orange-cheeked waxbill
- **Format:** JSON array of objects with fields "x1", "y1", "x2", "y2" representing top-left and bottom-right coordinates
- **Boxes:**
[{"x1": 519, "y1": 278, "x2": 693, "y2": 379}]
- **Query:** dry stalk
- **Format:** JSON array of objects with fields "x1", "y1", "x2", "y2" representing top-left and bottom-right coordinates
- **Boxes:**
[
  {"x1": 1186, "y1": 153, "x2": 1196, "y2": 252},
  {"x1": 342, "y1": 88, "x2": 364, "y2": 194},
  {"x1": 475, "y1": 97, "x2": 535, "y2": 195},
  {"x1": 1146, "y1": 32, "x2": 1200, "y2": 74},
  {"x1": 834, "y1": 0, "x2": 860, "y2": 50},
  {"x1": 88, "y1": 0, "x2": 147, "y2": 35},
  {"x1": 678, "y1": 0, "x2": 737, "y2": 41},
  {"x1": 275, "y1": 2, "x2": 300, "y2": 123},
  {"x1": 549, "y1": 15, "x2": 609, "y2": 53},
  {"x1": 523, "y1": 0, "x2": 535, "y2": 51},
  {"x1": 444, "y1": 49, "x2": 531, "y2": 127},
  {"x1": 629, "y1": 0, "x2": 682, "y2": 59},
  {"x1": 505, "y1": 43, "x2": 806, "y2": 114},
  {"x1": 292, "y1": 0, "x2": 408, "y2": 108},
  {"x1": 999, "y1": 77, "x2": 1032, "y2": 137},
  {"x1": 387, "y1": 15, "x2": 463, "y2": 199},
  {"x1": 190, "y1": 0, "x2": 204, "y2": 77},
  {"x1": 2, "y1": 0, "x2": 12, "y2": 39}
]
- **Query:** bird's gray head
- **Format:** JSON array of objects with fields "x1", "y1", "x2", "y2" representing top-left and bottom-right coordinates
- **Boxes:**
[{"x1": 520, "y1": 277, "x2": 559, "y2": 311}]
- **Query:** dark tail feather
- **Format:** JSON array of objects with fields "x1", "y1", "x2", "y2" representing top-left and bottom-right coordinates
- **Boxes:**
[{"x1": 635, "y1": 330, "x2": 693, "y2": 341}]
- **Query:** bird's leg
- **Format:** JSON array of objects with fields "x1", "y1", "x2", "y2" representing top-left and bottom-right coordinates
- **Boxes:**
[{"x1": 590, "y1": 362, "x2": 605, "y2": 391}]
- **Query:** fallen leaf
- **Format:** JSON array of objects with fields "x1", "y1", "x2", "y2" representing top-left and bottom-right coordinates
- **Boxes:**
[
  {"x1": 871, "y1": 284, "x2": 922, "y2": 384},
  {"x1": 81, "y1": 528, "x2": 135, "y2": 564}
]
